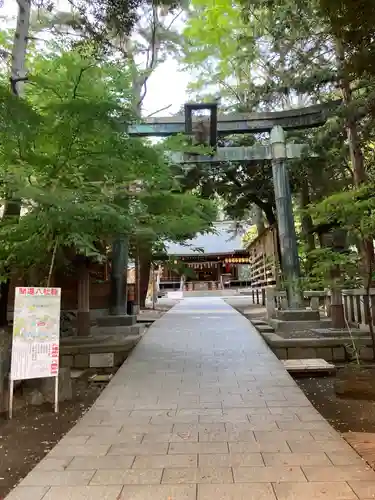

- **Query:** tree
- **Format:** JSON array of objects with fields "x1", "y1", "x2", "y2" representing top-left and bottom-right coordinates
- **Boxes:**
[
  {"x1": 309, "y1": 184, "x2": 375, "y2": 354},
  {"x1": 182, "y1": 0, "x2": 375, "y2": 304},
  {"x1": 32, "y1": 0, "x2": 187, "y2": 308},
  {"x1": 318, "y1": 0, "x2": 375, "y2": 79},
  {"x1": 1, "y1": 0, "x2": 186, "y2": 318},
  {"x1": 0, "y1": 43, "x2": 171, "y2": 327}
]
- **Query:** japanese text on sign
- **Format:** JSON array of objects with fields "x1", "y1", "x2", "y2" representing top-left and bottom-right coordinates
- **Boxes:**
[{"x1": 10, "y1": 287, "x2": 61, "y2": 381}]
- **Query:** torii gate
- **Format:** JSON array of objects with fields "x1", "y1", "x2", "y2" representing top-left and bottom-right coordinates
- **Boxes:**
[{"x1": 111, "y1": 101, "x2": 336, "y2": 313}]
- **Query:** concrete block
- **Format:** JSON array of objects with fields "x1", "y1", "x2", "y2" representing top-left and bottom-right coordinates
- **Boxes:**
[
  {"x1": 332, "y1": 347, "x2": 346, "y2": 361},
  {"x1": 310, "y1": 297, "x2": 320, "y2": 310},
  {"x1": 96, "y1": 315, "x2": 137, "y2": 328},
  {"x1": 256, "y1": 325, "x2": 275, "y2": 334},
  {"x1": 74, "y1": 354, "x2": 89, "y2": 368},
  {"x1": 315, "y1": 347, "x2": 333, "y2": 361},
  {"x1": 287, "y1": 347, "x2": 317, "y2": 359},
  {"x1": 273, "y1": 348, "x2": 287, "y2": 359},
  {"x1": 23, "y1": 388, "x2": 44, "y2": 406},
  {"x1": 60, "y1": 355, "x2": 74, "y2": 368},
  {"x1": 276, "y1": 309, "x2": 320, "y2": 321},
  {"x1": 89, "y1": 353, "x2": 114, "y2": 368},
  {"x1": 114, "y1": 352, "x2": 129, "y2": 366},
  {"x1": 39, "y1": 368, "x2": 73, "y2": 404},
  {"x1": 360, "y1": 346, "x2": 374, "y2": 361},
  {"x1": 91, "y1": 325, "x2": 141, "y2": 337},
  {"x1": 270, "y1": 319, "x2": 331, "y2": 333}
]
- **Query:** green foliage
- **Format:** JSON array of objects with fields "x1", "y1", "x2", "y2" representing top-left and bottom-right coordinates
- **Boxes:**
[
  {"x1": 309, "y1": 185, "x2": 375, "y2": 239},
  {"x1": 182, "y1": 0, "x2": 375, "y2": 290},
  {"x1": 303, "y1": 247, "x2": 359, "y2": 289},
  {"x1": 306, "y1": 184, "x2": 375, "y2": 288},
  {"x1": 318, "y1": 0, "x2": 375, "y2": 79},
  {"x1": 242, "y1": 225, "x2": 258, "y2": 246},
  {"x1": 0, "y1": 42, "x2": 216, "y2": 283}
]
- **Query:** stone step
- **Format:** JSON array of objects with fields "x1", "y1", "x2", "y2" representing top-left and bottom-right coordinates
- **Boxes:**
[
  {"x1": 282, "y1": 358, "x2": 336, "y2": 376},
  {"x1": 96, "y1": 314, "x2": 137, "y2": 327},
  {"x1": 90, "y1": 324, "x2": 146, "y2": 337},
  {"x1": 251, "y1": 319, "x2": 268, "y2": 326},
  {"x1": 256, "y1": 324, "x2": 275, "y2": 333},
  {"x1": 270, "y1": 318, "x2": 332, "y2": 333},
  {"x1": 60, "y1": 334, "x2": 141, "y2": 369}
]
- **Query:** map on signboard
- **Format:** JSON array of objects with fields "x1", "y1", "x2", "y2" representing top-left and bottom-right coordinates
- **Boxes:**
[{"x1": 11, "y1": 287, "x2": 61, "y2": 381}]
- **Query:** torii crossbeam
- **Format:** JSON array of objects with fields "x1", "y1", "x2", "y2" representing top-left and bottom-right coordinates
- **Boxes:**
[{"x1": 128, "y1": 101, "x2": 339, "y2": 137}]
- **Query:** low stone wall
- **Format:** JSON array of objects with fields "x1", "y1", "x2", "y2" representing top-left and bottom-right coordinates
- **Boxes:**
[
  {"x1": 59, "y1": 327, "x2": 145, "y2": 369},
  {"x1": 271, "y1": 344, "x2": 375, "y2": 362},
  {"x1": 60, "y1": 350, "x2": 130, "y2": 370},
  {"x1": 259, "y1": 330, "x2": 374, "y2": 362}
]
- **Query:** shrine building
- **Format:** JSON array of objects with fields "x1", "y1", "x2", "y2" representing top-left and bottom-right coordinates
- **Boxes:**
[
  {"x1": 157, "y1": 221, "x2": 252, "y2": 293},
  {"x1": 156, "y1": 222, "x2": 279, "y2": 294}
]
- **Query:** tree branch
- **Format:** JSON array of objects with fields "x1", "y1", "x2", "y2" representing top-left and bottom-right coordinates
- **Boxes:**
[
  {"x1": 72, "y1": 65, "x2": 94, "y2": 98},
  {"x1": 166, "y1": 9, "x2": 183, "y2": 31},
  {"x1": 145, "y1": 104, "x2": 172, "y2": 117},
  {"x1": 138, "y1": 2, "x2": 160, "y2": 108}
]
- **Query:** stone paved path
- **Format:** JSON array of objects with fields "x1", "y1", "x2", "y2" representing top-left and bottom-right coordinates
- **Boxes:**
[{"x1": 7, "y1": 298, "x2": 375, "y2": 500}]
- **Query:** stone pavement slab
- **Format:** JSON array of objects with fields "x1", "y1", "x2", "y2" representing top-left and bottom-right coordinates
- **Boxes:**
[{"x1": 6, "y1": 298, "x2": 369, "y2": 499}]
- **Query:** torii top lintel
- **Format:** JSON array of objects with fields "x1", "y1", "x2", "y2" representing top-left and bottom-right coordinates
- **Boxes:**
[{"x1": 128, "y1": 101, "x2": 340, "y2": 137}]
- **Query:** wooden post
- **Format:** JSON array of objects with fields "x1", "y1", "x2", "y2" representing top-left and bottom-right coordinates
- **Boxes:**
[
  {"x1": 265, "y1": 287, "x2": 276, "y2": 318},
  {"x1": 134, "y1": 247, "x2": 140, "y2": 313},
  {"x1": 77, "y1": 260, "x2": 90, "y2": 336}
]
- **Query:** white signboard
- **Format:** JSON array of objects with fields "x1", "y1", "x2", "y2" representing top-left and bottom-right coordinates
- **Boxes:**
[{"x1": 10, "y1": 287, "x2": 61, "y2": 381}]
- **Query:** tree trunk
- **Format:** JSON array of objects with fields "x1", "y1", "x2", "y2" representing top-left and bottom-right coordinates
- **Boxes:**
[
  {"x1": 300, "y1": 180, "x2": 315, "y2": 273},
  {"x1": 139, "y1": 248, "x2": 152, "y2": 309},
  {"x1": 336, "y1": 39, "x2": 375, "y2": 284},
  {"x1": 0, "y1": 1, "x2": 31, "y2": 412},
  {"x1": 0, "y1": 281, "x2": 10, "y2": 328},
  {"x1": 322, "y1": 230, "x2": 346, "y2": 329},
  {"x1": 254, "y1": 205, "x2": 265, "y2": 235},
  {"x1": 300, "y1": 181, "x2": 315, "y2": 252},
  {"x1": 0, "y1": 1, "x2": 31, "y2": 327},
  {"x1": 260, "y1": 202, "x2": 276, "y2": 227},
  {"x1": 330, "y1": 266, "x2": 346, "y2": 329},
  {"x1": 77, "y1": 260, "x2": 90, "y2": 336},
  {"x1": 134, "y1": 245, "x2": 140, "y2": 314},
  {"x1": 10, "y1": 0, "x2": 31, "y2": 97}
]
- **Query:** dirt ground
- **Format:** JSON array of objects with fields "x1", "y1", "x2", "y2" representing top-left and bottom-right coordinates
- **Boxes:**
[
  {"x1": 0, "y1": 374, "x2": 110, "y2": 498},
  {"x1": 0, "y1": 305, "x2": 167, "y2": 498},
  {"x1": 297, "y1": 375, "x2": 375, "y2": 433}
]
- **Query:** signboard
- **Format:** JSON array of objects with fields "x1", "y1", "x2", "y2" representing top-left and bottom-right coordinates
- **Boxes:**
[{"x1": 9, "y1": 287, "x2": 61, "y2": 418}]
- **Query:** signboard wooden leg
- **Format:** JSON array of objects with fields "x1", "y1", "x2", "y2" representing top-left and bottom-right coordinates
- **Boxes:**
[
  {"x1": 54, "y1": 376, "x2": 59, "y2": 413},
  {"x1": 8, "y1": 379, "x2": 14, "y2": 420}
]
